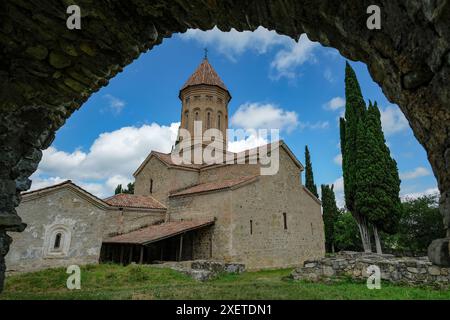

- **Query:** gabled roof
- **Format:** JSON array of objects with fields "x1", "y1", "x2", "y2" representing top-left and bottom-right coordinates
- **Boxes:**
[
  {"x1": 103, "y1": 219, "x2": 215, "y2": 245},
  {"x1": 133, "y1": 141, "x2": 305, "y2": 177},
  {"x1": 103, "y1": 193, "x2": 166, "y2": 210},
  {"x1": 180, "y1": 58, "x2": 229, "y2": 93},
  {"x1": 133, "y1": 150, "x2": 202, "y2": 177},
  {"x1": 21, "y1": 180, "x2": 110, "y2": 209},
  {"x1": 170, "y1": 175, "x2": 258, "y2": 197}
]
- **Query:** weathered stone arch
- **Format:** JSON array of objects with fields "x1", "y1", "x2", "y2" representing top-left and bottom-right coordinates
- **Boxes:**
[{"x1": 1, "y1": 0, "x2": 450, "y2": 291}]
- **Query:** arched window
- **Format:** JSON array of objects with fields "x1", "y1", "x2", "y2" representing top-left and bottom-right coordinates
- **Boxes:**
[
  {"x1": 207, "y1": 112, "x2": 211, "y2": 129},
  {"x1": 217, "y1": 114, "x2": 221, "y2": 129},
  {"x1": 150, "y1": 179, "x2": 153, "y2": 194},
  {"x1": 195, "y1": 111, "x2": 199, "y2": 121},
  {"x1": 54, "y1": 233, "x2": 62, "y2": 249},
  {"x1": 283, "y1": 212, "x2": 287, "y2": 230},
  {"x1": 184, "y1": 111, "x2": 189, "y2": 129},
  {"x1": 44, "y1": 224, "x2": 72, "y2": 257}
]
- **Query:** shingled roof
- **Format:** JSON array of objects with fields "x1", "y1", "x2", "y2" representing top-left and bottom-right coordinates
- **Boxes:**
[
  {"x1": 103, "y1": 193, "x2": 166, "y2": 210},
  {"x1": 180, "y1": 58, "x2": 229, "y2": 93},
  {"x1": 103, "y1": 219, "x2": 214, "y2": 245},
  {"x1": 170, "y1": 175, "x2": 258, "y2": 197}
]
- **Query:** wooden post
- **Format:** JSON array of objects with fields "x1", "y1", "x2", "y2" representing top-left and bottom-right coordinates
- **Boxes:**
[
  {"x1": 178, "y1": 234, "x2": 184, "y2": 261},
  {"x1": 129, "y1": 246, "x2": 133, "y2": 264},
  {"x1": 139, "y1": 246, "x2": 144, "y2": 264},
  {"x1": 120, "y1": 246, "x2": 124, "y2": 265}
]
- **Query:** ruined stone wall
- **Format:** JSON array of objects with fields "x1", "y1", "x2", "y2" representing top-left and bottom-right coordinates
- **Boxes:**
[
  {"x1": 134, "y1": 156, "x2": 199, "y2": 205},
  {"x1": 230, "y1": 148, "x2": 325, "y2": 269},
  {"x1": 103, "y1": 208, "x2": 166, "y2": 237},
  {"x1": 291, "y1": 251, "x2": 450, "y2": 287},
  {"x1": 168, "y1": 191, "x2": 233, "y2": 261},
  {"x1": 6, "y1": 188, "x2": 105, "y2": 273}
]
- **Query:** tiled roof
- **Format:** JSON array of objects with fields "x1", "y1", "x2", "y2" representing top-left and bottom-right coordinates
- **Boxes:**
[
  {"x1": 103, "y1": 219, "x2": 214, "y2": 245},
  {"x1": 103, "y1": 193, "x2": 166, "y2": 210},
  {"x1": 181, "y1": 58, "x2": 228, "y2": 92},
  {"x1": 170, "y1": 175, "x2": 258, "y2": 197}
]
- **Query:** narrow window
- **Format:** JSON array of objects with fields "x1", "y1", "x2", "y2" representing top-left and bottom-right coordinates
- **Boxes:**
[
  {"x1": 54, "y1": 233, "x2": 62, "y2": 249},
  {"x1": 195, "y1": 112, "x2": 199, "y2": 121},
  {"x1": 218, "y1": 114, "x2": 221, "y2": 129},
  {"x1": 207, "y1": 112, "x2": 211, "y2": 129},
  {"x1": 150, "y1": 179, "x2": 153, "y2": 194},
  {"x1": 311, "y1": 222, "x2": 314, "y2": 235},
  {"x1": 250, "y1": 220, "x2": 253, "y2": 235},
  {"x1": 283, "y1": 212, "x2": 287, "y2": 230},
  {"x1": 184, "y1": 111, "x2": 189, "y2": 129}
]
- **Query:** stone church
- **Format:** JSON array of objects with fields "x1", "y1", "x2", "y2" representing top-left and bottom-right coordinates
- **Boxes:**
[{"x1": 6, "y1": 58, "x2": 325, "y2": 273}]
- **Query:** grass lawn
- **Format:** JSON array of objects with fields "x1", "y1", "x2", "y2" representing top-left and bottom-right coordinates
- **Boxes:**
[{"x1": 1, "y1": 263, "x2": 449, "y2": 300}]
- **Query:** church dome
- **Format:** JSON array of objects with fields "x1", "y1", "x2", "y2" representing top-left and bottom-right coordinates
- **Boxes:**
[{"x1": 180, "y1": 58, "x2": 229, "y2": 94}]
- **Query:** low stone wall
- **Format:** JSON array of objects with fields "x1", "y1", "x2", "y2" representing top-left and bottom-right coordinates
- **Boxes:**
[
  {"x1": 291, "y1": 251, "x2": 450, "y2": 287},
  {"x1": 152, "y1": 260, "x2": 245, "y2": 281}
]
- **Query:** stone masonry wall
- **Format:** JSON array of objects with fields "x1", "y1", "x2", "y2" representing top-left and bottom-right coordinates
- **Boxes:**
[
  {"x1": 6, "y1": 188, "x2": 105, "y2": 273},
  {"x1": 230, "y1": 148, "x2": 325, "y2": 269},
  {"x1": 291, "y1": 251, "x2": 450, "y2": 287},
  {"x1": 134, "y1": 156, "x2": 198, "y2": 206}
]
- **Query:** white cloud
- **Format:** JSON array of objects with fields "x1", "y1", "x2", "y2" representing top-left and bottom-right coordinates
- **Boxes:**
[
  {"x1": 270, "y1": 34, "x2": 319, "y2": 80},
  {"x1": 179, "y1": 26, "x2": 291, "y2": 61},
  {"x1": 103, "y1": 94, "x2": 126, "y2": 115},
  {"x1": 329, "y1": 176, "x2": 345, "y2": 208},
  {"x1": 400, "y1": 167, "x2": 431, "y2": 180},
  {"x1": 180, "y1": 27, "x2": 319, "y2": 80},
  {"x1": 31, "y1": 122, "x2": 180, "y2": 198},
  {"x1": 29, "y1": 175, "x2": 68, "y2": 191},
  {"x1": 230, "y1": 102, "x2": 298, "y2": 133},
  {"x1": 380, "y1": 105, "x2": 409, "y2": 136},
  {"x1": 324, "y1": 97, "x2": 346, "y2": 111},
  {"x1": 333, "y1": 154, "x2": 343, "y2": 166},
  {"x1": 401, "y1": 187, "x2": 440, "y2": 201},
  {"x1": 228, "y1": 134, "x2": 269, "y2": 153},
  {"x1": 323, "y1": 68, "x2": 335, "y2": 83}
]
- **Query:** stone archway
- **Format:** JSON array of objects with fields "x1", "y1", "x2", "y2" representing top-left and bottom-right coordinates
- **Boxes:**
[{"x1": 1, "y1": 1, "x2": 449, "y2": 291}]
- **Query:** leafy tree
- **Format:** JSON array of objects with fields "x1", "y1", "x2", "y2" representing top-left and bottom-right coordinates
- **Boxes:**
[
  {"x1": 114, "y1": 182, "x2": 135, "y2": 195},
  {"x1": 304, "y1": 145, "x2": 318, "y2": 198},
  {"x1": 114, "y1": 184, "x2": 122, "y2": 195},
  {"x1": 334, "y1": 210, "x2": 363, "y2": 252},
  {"x1": 340, "y1": 62, "x2": 372, "y2": 252},
  {"x1": 124, "y1": 182, "x2": 135, "y2": 194},
  {"x1": 384, "y1": 195, "x2": 445, "y2": 255},
  {"x1": 321, "y1": 184, "x2": 339, "y2": 253}
]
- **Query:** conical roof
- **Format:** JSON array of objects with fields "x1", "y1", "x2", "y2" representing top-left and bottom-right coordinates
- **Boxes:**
[{"x1": 180, "y1": 58, "x2": 228, "y2": 92}]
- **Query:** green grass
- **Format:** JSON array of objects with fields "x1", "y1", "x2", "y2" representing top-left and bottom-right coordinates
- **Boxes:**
[{"x1": 1, "y1": 264, "x2": 449, "y2": 300}]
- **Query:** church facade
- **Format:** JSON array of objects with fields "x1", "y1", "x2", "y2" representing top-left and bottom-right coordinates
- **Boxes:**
[{"x1": 6, "y1": 58, "x2": 325, "y2": 273}]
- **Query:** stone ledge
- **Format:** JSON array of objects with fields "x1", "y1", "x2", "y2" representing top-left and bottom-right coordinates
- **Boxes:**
[
  {"x1": 151, "y1": 260, "x2": 246, "y2": 281},
  {"x1": 291, "y1": 251, "x2": 450, "y2": 288}
]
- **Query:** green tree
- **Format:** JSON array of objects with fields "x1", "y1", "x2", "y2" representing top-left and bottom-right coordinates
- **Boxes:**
[
  {"x1": 304, "y1": 145, "x2": 318, "y2": 198},
  {"x1": 384, "y1": 194, "x2": 445, "y2": 255},
  {"x1": 114, "y1": 182, "x2": 135, "y2": 195},
  {"x1": 321, "y1": 184, "x2": 339, "y2": 253},
  {"x1": 353, "y1": 101, "x2": 401, "y2": 253},
  {"x1": 340, "y1": 62, "x2": 372, "y2": 252},
  {"x1": 123, "y1": 182, "x2": 135, "y2": 194},
  {"x1": 334, "y1": 210, "x2": 363, "y2": 252}
]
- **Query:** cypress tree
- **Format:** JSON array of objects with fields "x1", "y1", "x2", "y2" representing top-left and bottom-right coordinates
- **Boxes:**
[
  {"x1": 304, "y1": 145, "x2": 318, "y2": 198},
  {"x1": 321, "y1": 184, "x2": 339, "y2": 253},
  {"x1": 114, "y1": 184, "x2": 122, "y2": 195},
  {"x1": 340, "y1": 62, "x2": 372, "y2": 252}
]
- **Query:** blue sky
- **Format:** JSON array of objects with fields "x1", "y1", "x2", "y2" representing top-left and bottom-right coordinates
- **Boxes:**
[{"x1": 31, "y1": 27, "x2": 438, "y2": 205}]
